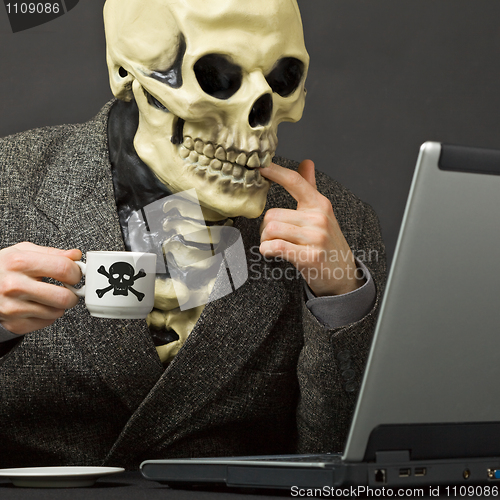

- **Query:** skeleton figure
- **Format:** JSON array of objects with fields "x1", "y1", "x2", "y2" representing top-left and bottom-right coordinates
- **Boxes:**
[
  {"x1": 103, "y1": 0, "x2": 309, "y2": 362},
  {"x1": 96, "y1": 262, "x2": 147, "y2": 301}
]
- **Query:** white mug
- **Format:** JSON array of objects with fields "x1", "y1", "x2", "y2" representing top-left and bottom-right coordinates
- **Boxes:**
[{"x1": 64, "y1": 251, "x2": 157, "y2": 319}]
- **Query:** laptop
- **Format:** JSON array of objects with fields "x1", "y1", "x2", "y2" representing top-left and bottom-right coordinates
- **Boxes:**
[{"x1": 140, "y1": 142, "x2": 500, "y2": 490}]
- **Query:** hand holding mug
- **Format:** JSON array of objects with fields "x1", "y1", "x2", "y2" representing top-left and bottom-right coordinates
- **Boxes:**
[{"x1": 0, "y1": 242, "x2": 82, "y2": 335}]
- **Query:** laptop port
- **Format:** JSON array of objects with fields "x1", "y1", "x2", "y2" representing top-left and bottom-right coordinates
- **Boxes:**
[
  {"x1": 415, "y1": 467, "x2": 427, "y2": 477},
  {"x1": 375, "y1": 469, "x2": 386, "y2": 483},
  {"x1": 399, "y1": 468, "x2": 411, "y2": 477},
  {"x1": 487, "y1": 469, "x2": 500, "y2": 480}
]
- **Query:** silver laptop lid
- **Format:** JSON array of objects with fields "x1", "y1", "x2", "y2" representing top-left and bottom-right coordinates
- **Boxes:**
[{"x1": 344, "y1": 141, "x2": 500, "y2": 462}]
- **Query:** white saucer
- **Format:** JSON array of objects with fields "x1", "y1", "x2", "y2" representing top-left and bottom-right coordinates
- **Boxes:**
[{"x1": 0, "y1": 466, "x2": 125, "y2": 488}]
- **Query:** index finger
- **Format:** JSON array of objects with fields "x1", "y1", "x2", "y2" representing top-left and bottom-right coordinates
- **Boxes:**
[
  {"x1": 260, "y1": 161, "x2": 320, "y2": 209},
  {"x1": 9, "y1": 249, "x2": 83, "y2": 285},
  {"x1": 14, "y1": 242, "x2": 82, "y2": 261}
]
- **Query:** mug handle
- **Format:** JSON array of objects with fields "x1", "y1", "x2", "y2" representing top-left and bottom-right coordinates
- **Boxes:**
[{"x1": 63, "y1": 261, "x2": 86, "y2": 298}]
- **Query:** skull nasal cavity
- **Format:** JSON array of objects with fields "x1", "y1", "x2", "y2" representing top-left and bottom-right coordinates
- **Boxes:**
[{"x1": 249, "y1": 94, "x2": 273, "y2": 128}]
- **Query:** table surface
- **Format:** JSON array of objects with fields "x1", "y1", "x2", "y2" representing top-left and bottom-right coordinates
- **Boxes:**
[
  {"x1": 0, "y1": 471, "x2": 289, "y2": 500},
  {"x1": 0, "y1": 470, "x2": 492, "y2": 499}
]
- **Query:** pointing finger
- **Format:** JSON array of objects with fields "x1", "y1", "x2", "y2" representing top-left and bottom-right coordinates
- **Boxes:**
[
  {"x1": 297, "y1": 159, "x2": 317, "y2": 189},
  {"x1": 260, "y1": 161, "x2": 320, "y2": 209}
]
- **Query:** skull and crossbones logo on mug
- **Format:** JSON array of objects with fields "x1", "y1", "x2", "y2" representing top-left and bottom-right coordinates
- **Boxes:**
[{"x1": 96, "y1": 262, "x2": 147, "y2": 301}]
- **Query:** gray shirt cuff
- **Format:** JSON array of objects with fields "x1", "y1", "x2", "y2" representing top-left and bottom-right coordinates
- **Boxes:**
[
  {"x1": 0, "y1": 323, "x2": 20, "y2": 342},
  {"x1": 304, "y1": 258, "x2": 376, "y2": 329}
]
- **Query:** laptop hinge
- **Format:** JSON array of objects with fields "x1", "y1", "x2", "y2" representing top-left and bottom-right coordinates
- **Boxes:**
[{"x1": 375, "y1": 450, "x2": 410, "y2": 463}]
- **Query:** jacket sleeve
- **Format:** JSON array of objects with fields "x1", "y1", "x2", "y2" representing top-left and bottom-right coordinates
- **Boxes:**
[{"x1": 296, "y1": 200, "x2": 387, "y2": 453}]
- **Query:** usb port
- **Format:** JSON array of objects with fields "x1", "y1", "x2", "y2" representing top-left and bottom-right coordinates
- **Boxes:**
[
  {"x1": 399, "y1": 468, "x2": 411, "y2": 477},
  {"x1": 415, "y1": 467, "x2": 427, "y2": 477},
  {"x1": 487, "y1": 469, "x2": 500, "y2": 480}
]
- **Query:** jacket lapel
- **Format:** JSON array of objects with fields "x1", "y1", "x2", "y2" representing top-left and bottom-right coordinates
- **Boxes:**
[
  {"x1": 33, "y1": 102, "x2": 164, "y2": 413},
  {"x1": 33, "y1": 102, "x2": 126, "y2": 253}
]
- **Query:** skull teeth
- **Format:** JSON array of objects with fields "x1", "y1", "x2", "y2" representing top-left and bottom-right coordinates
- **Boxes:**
[
  {"x1": 194, "y1": 139, "x2": 204, "y2": 154},
  {"x1": 179, "y1": 146, "x2": 190, "y2": 159},
  {"x1": 203, "y1": 143, "x2": 215, "y2": 158},
  {"x1": 245, "y1": 168, "x2": 257, "y2": 184},
  {"x1": 236, "y1": 153, "x2": 247, "y2": 166},
  {"x1": 199, "y1": 155, "x2": 211, "y2": 166},
  {"x1": 181, "y1": 136, "x2": 273, "y2": 170},
  {"x1": 179, "y1": 135, "x2": 272, "y2": 188},
  {"x1": 184, "y1": 137, "x2": 194, "y2": 150},
  {"x1": 186, "y1": 155, "x2": 265, "y2": 187},
  {"x1": 215, "y1": 147, "x2": 226, "y2": 161},
  {"x1": 222, "y1": 162, "x2": 233, "y2": 175},
  {"x1": 247, "y1": 152, "x2": 260, "y2": 169},
  {"x1": 233, "y1": 165, "x2": 244, "y2": 179},
  {"x1": 211, "y1": 159, "x2": 222, "y2": 170}
]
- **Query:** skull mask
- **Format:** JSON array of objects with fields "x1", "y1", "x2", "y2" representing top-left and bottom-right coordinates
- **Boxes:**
[{"x1": 104, "y1": 0, "x2": 309, "y2": 219}]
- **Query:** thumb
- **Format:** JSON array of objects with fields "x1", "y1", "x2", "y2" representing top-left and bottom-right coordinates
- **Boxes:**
[{"x1": 60, "y1": 248, "x2": 83, "y2": 261}]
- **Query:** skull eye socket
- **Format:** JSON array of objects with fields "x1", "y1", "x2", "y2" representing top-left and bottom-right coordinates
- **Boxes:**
[
  {"x1": 149, "y1": 34, "x2": 186, "y2": 89},
  {"x1": 266, "y1": 57, "x2": 305, "y2": 98},
  {"x1": 112, "y1": 273, "x2": 120, "y2": 280},
  {"x1": 194, "y1": 54, "x2": 243, "y2": 100}
]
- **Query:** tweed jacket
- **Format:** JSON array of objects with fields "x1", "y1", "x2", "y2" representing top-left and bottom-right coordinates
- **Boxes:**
[{"x1": 0, "y1": 101, "x2": 386, "y2": 469}]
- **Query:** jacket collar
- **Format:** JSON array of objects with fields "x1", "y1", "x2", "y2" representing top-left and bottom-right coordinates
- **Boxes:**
[{"x1": 34, "y1": 101, "x2": 126, "y2": 253}]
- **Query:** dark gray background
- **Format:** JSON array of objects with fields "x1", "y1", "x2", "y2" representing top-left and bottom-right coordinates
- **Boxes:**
[{"x1": 2, "y1": 1, "x2": 500, "y2": 262}]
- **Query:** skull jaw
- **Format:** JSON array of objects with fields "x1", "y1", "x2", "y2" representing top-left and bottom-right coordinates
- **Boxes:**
[
  {"x1": 161, "y1": 164, "x2": 271, "y2": 219},
  {"x1": 134, "y1": 119, "x2": 272, "y2": 220}
]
